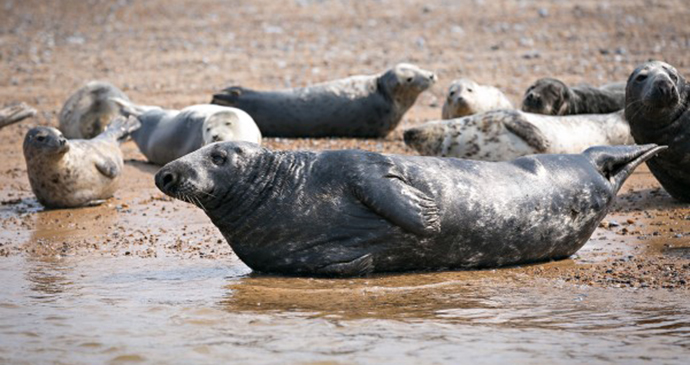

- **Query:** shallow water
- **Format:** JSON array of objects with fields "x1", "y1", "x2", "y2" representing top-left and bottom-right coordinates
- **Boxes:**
[{"x1": 1, "y1": 256, "x2": 688, "y2": 364}]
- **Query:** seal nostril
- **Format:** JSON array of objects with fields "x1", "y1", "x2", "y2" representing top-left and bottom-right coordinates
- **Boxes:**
[{"x1": 160, "y1": 172, "x2": 177, "y2": 191}]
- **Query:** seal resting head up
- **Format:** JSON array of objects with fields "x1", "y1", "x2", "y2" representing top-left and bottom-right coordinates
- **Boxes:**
[{"x1": 155, "y1": 141, "x2": 664, "y2": 277}]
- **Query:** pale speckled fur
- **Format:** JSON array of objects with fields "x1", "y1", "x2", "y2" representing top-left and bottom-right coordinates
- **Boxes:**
[
  {"x1": 405, "y1": 110, "x2": 632, "y2": 161},
  {"x1": 442, "y1": 79, "x2": 513, "y2": 119}
]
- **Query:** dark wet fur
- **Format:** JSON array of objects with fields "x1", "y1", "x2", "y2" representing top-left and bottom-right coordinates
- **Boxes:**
[{"x1": 625, "y1": 61, "x2": 690, "y2": 202}]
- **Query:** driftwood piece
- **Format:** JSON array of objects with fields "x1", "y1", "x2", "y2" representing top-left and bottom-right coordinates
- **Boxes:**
[{"x1": 0, "y1": 103, "x2": 37, "y2": 129}]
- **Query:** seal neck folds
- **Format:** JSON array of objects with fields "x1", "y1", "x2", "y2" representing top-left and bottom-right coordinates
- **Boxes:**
[{"x1": 208, "y1": 150, "x2": 312, "y2": 235}]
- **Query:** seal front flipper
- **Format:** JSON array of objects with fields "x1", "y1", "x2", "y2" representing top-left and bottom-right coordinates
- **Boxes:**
[
  {"x1": 95, "y1": 158, "x2": 121, "y2": 179},
  {"x1": 499, "y1": 110, "x2": 550, "y2": 152},
  {"x1": 353, "y1": 170, "x2": 441, "y2": 236},
  {"x1": 315, "y1": 254, "x2": 374, "y2": 277}
]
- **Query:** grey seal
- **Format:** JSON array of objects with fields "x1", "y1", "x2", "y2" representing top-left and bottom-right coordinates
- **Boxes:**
[
  {"x1": 522, "y1": 78, "x2": 625, "y2": 115},
  {"x1": 154, "y1": 141, "x2": 663, "y2": 277},
  {"x1": 211, "y1": 63, "x2": 436, "y2": 138},
  {"x1": 59, "y1": 81, "x2": 131, "y2": 139},
  {"x1": 442, "y1": 78, "x2": 513, "y2": 119},
  {"x1": 23, "y1": 116, "x2": 140, "y2": 209},
  {"x1": 404, "y1": 110, "x2": 632, "y2": 161},
  {"x1": 116, "y1": 100, "x2": 262, "y2": 166},
  {"x1": 625, "y1": 61, "x2": 690, "y2": 202}
]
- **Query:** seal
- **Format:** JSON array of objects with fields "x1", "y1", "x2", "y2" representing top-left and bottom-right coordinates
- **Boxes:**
[
  {"x1": 154, "y1": 141, "x2": 663, "y2": 277},
  {"x1": 59, "y1": 81, "x2": 132, "y2": 139},
  {"x1": 522, "y1": 77, "x2": 626, "y2": 115},
  {"x1": 625, "y1": 60, "x2": 690, "y2": 202},
  {"x1": 211, "y1": 63, "x2": 437, "y2": 138},
  {"x1": 403, "y1": 109, "x2": 632, "y2": 161},
  {"x1": 0, "y1": 103, "x2": 37, "y2": 129},
  {"x1": 441, "y1": 78, "x2": 513, "y2": 119},
  {"x1": 116, "y1": 100, "x2": 262, "y2": 165},
  {"x1": 23, "y1": 116, "x2": 140, "y2": 209}
]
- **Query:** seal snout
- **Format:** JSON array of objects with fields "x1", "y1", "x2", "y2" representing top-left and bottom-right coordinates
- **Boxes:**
[
  {"x1": 155, "y1": 168, "x2": 179, "y2": 195},
  {"x1": 403, "y1": 128, "x2": 421, "y2": 146}
]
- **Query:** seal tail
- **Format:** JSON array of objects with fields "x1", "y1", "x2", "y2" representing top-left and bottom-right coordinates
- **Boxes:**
[
  {"x1": 211, "y1": 86, "x2": 243, "y2": 106},
  {"x1": 100, "y1": 115, "x2": 141, "y2": 143},
  {"x1": 584, "y1": 144, "x2": 667, "y2": 192}
]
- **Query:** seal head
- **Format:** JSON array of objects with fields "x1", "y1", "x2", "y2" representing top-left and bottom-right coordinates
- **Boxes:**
[
  {"x1": 522, "y1": 78, "x2": 571, "y2": 115},
  {"x1": 24, "y1": 127, "x2": 70, "y2": 157},
  {"x1": 625, "y1": 61, "x2": 685, "y2": 125}
]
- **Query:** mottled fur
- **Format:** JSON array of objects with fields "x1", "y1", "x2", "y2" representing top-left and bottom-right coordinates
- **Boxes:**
[
  {"x1": 404, "y1": 110, "x2": 632, "y2": 161},
  {"x1": 23, "y1": 117, "x2": 140, "y2": 208}
]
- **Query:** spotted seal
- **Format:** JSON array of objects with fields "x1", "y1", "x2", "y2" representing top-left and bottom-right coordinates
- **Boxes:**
[
  {"x1": 625, "y1": 61, "x2": 690, "y2": 202},
  {"x1": 58, "y1": 81, "x2": 132, "y2": 139},
  {"x1": 522, "y1": 78, "x2": 625, "y2": 115},
  {"x1": 116, "y1": 99, "x2": 262, "y2": 165},
  {"x1": 403, "y1": 110, "x2": 632, "y2": 161},
  {"x1": 211, "y1": 63, "x2": 436, "y2": 138},
  {"x1": 154, "y1": 141, "x2": 663, "y2": 277},
  {"x1": 442, "y1": 78, "x2": 513, "y2": 119},
  {"x1": 23, "y1": 116, "x2": 140, "y2": 209}
]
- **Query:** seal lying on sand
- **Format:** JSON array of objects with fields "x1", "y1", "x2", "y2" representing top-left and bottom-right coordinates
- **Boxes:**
[
  {"x1": 625, "y1": 61, "x2": 690, "y2": 202},
  {"x1": 403, "y1": 110, "x2": 632, "y2": 161},
  {"x1": 442, "y1": 79, "x2": 513, "y2": 119},
  {"x1": 522, "y1": 78, "x2": 625, "y2": 115},
  {"x1": 155, "y1": 141, "x2": 663, "y2": 277},
  {"x1": 23, "y1": 116, "x2": 140, "y2": 209},
  {"x1": 59, "y1": 81, "x2": 132, "y2": 139},
  {"x1": 211, "y1": 63, "x2": 436, "y2": 138},
  {"x1": 116, "y1": 100, "x2": 262, "y2": 165}
]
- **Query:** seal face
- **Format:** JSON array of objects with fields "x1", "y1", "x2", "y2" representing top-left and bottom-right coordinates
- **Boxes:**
[
  {"x1": 155, "y1": 141, "x2": 662, "y2": 277},
  {"x1": 404, "y1": 110, "x2": 632, "y2": 161},
  {"x1": 441, "y1": 79, "x2": 513, "y2": 119},
  {"x1": 211, "y1": 63, "x2": 436, "y2": 138},
  {"x1": 59, "y1": 81, "x2": 131, "y2": 139},
  {"x1": 125, "y1": 104, "x2": 262, "y2": 166},
  {"x1": 23, "y1": 117, "x2": 140, "y2": 209},
  {"x1": 625, "y1": 60, "x2": 690, "y2": 202},
  {"x1": 522, "y1": 78, "x2": 626, "y2": 115}
]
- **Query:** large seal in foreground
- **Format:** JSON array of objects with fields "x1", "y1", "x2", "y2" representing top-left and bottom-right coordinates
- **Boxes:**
[
  {"x1": 211, "y1": 63, "x2": 436, "y2": 138},
  {"x1": 522, "y1": 78, "x2": 625, "y2": 115},
  {"x1": 625, "y1": 61, "x2": 690, "y2": 202},
  {"x1": 442, "y1": 78, "x2": 513, "y2": 119},
  {"x1": 155, "y1": 141, "x2": 662, "y2": 277},
  {"x1": 117, "y1": 100, "x2": 262, "y2": 165},
  {"x1": 403, "y1": 110, "x2": 632, "y2": 161},
  {"x1": 59, "y1": 81, "x2": 131, "y2": 139},
  {"x1": 23, "y1": 116, "x2": 140, "y2": 209}
]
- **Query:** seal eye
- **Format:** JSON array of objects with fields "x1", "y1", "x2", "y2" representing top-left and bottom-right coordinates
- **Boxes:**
[
  {"x1": 467, "y1": 88, "x2": 473, "y2": 93},
  {"x1": 210, "y1": 151, "x2": 227, "y2": 166},
  {"x1": 36, "y1": 136, "x2": 46, "y2": 142},
  {"x1": 636, "y1": 74, "x2": 648, "y2": 82},
  {"x1": 406, "y1": 77, "x2": 413, "y2": 83},
  {"x1": 669, "y1": 73, "x2": 678, "y2": 83},
  {"x1": 449, "y1": 91, "x2": 455, "y2": 97},
  {"x1": 206, "y1": 127, "x2": 211, "y2": 132}
]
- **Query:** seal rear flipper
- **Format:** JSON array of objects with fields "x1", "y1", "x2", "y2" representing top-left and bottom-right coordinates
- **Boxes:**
[
  {"x1": 99, "y1": 116, "x2": 141, "y2": 143},
  {"x1": 499, "y1": 111, "x2": 550, "y2": 152},
  {"x1": 353, "y1": 172, "x2": 441, "y2": 236},
  {"x1": 584, "y1": 144, "x2": 668, "y2": 192},
  {"x1": 315, "y1": 254, "x2": 374, "y2": 277}
]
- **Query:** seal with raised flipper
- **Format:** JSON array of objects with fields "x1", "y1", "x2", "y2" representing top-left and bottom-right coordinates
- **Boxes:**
[
  {"x1": 625, "y1": 60, "x2": 690, "y2": 202},
  {"x1": 211, "y1": 63, "x2": 436, "y2": 138},
  {"x1": 59, "y1": 81, "x2": 132, "y2": 139},
  {"x1": 154, "y1": 141, "x2": 663, "y2": 277},
  {"x1": 23, "y1": 116, "x2": 140, "y2": 209},
  {"x1": 403, "y1": 109, "x2": 632, "y2": 161},
  {"x1": 442, "y1": 78, "x2": 513, "y2": 119},
  {"x1": 522, "y1": 78, "x2": 625, "y2": 115}
]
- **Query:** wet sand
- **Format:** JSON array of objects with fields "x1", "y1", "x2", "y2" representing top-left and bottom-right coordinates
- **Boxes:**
[{"x1": 1, "y1": 0, "x2": 690, "y2": 363}]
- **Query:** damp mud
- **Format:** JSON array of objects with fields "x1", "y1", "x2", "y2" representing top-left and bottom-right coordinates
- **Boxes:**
[{"x1": 1, "y1": 0, "x2": 690, "y2": 363}]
